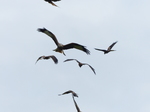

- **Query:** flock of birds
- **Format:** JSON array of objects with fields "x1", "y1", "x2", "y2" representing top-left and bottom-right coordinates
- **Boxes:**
[
  {"x1": 36, "y1": 27, "x2": 118, "y2": 75},
  {"x1": 35, "y1": 0, "x2": 118, "y2": 112}
]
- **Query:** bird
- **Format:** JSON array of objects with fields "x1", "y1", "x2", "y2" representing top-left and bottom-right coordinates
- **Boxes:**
[
  {"x1": 94, "y1": 41, "x2": 118, "y2": 54},
  {"x1": 35, "y1": 55, "x2": 58, "y2": 64},
  {"x1": 44, "y1": 0, "x2": 60, "y2": 7},
  {"x1": 64, "y1": 59, "x2": 96, "y2": 75},
  {"x1": 59, "y1": 90, "x2": 78, "y2": 97},
  {"x1": 72, "y1": 95, "x2": 81, "y2": 112},
  {"x1": 37, "y1": 28, "x2": 90, "y2": 56}
]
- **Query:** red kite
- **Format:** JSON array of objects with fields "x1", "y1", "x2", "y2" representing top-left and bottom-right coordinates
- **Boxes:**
[
  {"x1": 37, "y1": 28, "x2": 90, "y2": 55},
  {"x1": 95, "y1": 41, "x2": 118, "y2": 54},
  {"x1": 35, "y1": 55, "x2": 58, "y2": 64},
  {"x1": 64, "y1": 59, "x2": 96, "y2": 75}
]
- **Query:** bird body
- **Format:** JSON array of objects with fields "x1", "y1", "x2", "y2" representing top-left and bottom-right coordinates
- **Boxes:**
[
  {"x1": 64, "y1": 59, "x2": 96, "y2": 75},
  {"x1": 35, "y1": 55, "x2": 58, "y2": 64},
  {"x1": 95, "y1": 41, "x2": 118, "y2": 54},
  {"x1": 38, "y1": 28, "x2": 90, "y2": 55}
]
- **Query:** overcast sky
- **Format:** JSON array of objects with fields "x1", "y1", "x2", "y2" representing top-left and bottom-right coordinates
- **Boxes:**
[{"x1": 1, "y1": 0, "x2": 150, "y2": 112}]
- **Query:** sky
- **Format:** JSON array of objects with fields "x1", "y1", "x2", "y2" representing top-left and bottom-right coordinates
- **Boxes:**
[{"x1": 0, "y1": 0, "x2": 150, "y2": 112}]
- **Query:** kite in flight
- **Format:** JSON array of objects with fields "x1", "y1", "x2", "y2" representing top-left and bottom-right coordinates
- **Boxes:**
[
  {"x1": 95, "y1": 41, "x2": 118, "y2": 54},
  {"x1": 37, "y1": 28, "x2": 90, "y2": 55},
  {"x1": 35, "y1": 55, "x2": 58, "y2": 64},
  {"x1": 64, "y1": 59, "x2": 96, "y2": 75}
]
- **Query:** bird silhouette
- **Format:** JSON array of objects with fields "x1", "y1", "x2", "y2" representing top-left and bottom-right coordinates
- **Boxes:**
[
  {"x1": 59, "y1": 90, "x2": 78, "y2": 97},
  {"x1": 95, "y1": 41, "x2": 118, "y2": 54},
  {"x1": 35, "y1": 55, "x2": 58, "y2": 64},
  {"x1": 44, "y1": 0, "x2": 60, "y2": 7},
  {"x1": 37, "y1": 28, "x2": 90, "y2": 56},
  {"x1": 64, "y1": 59, "x2": 96, "y2": 75}
]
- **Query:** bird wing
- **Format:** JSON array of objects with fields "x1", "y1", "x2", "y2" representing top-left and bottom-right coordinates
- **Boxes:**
[
  {"x1": 107, "y1": 41, "x2": 118, "y2": 51},
  {"x1": 94, "y1": 48, "x2": 106, "y2": 52},
  {"x1": 64, "y1": 59, "x2": 76, "y2": 62},
  {"x1": 59, "y1": 90, "x2": 78, "y2": 97},
  {"x1": 85, "y1": 63, "x2": 96, "y2": 75},
  {"x1": 35, "y1": 56, "x2": 44, "y2": 64},
  {"x1": 62, "y1": 43, "x2": 90, "y2": 55},
  {"x1": 72, "y1": 96, "x2": 81, "y2": 112},
  {"x1": 35, "y1": 55, "x2": 58, "y2": 64},
  {"x1": 37, "y1": 28, "x2": 59, "y2": 46},
  {"x1": 47, "y1": 55, "x2": 58, "y2": 64}
]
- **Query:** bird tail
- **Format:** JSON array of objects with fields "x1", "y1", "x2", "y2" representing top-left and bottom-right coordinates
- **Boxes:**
[{"x1": 50, "y1": 2, "x2": 58, "y2": 7}]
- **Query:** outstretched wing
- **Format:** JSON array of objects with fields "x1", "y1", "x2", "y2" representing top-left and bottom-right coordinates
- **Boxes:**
[
  {"x1": 35, "y1": 55, "x2": 58, "y2": 64},
  {"x1": 35, "y1": 56, "x2": 44, "y2": 64},
  {"x1": 59, "y1": 90, "x2": 78, "y2": 97},
  {"x1": 64, "y1": 59, "x2": 76, "y2": 62},
  {"x1": 107, "y1": 41, "x2": 118, "y2": 51},
  {"x1": 72, "y1": 96, "x2": 81, "y2": 112},
  {"x1": 37, "y1": 28, "x2": 59, "y2": 46},
  {"x1": 62, "y1": 43, "x2": 90, "y2": 55},
  {"x1": 47, "y1": 55, "x2": 58, "y2": 64},
  {"x1": 64, "y1": 59, "x2": 81, "y2": 65},
  {"x1": 85, "y1": 63, "x2": 96, "y2": 75},
  {"x1": 94, "y1": 48, "x2": 106, "y2": 52}
]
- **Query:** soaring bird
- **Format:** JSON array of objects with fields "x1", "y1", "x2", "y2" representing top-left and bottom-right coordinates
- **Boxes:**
[
  {"x1": 64, "y1": 59, "x2": 96, "y2": 75},
  {"x1": 72, "y1": 95, "x2": 81, "y2": 112},
  {"x1": 44, "y1": 0, "x2": 60, "y2": 7},
  {"x1": 37, "y1": 28, "x2": 90, "y2": 56},
  {"x1": 59, "y1": 90, "x2": 78, "y2": 97},
  {"x1": 94, "y1": 41, "x2": 118, "y2": 54},
  {"x1": 35, "y1": 55, "x2": 58, "y2": 64}
]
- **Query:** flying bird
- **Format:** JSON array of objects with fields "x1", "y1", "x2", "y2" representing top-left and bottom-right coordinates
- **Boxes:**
[
  {"x1": 94, "y1": 41, "x2": 118, "y2": 54},
  {"x1": 37, "y1": 28, "x2": 90, "y2": 55},
  {"x1": 72, "y1": 95, "x2": 81, "y2": 112},
  {"x1": 35, "y1": 55, "x2": 58, "y2": 64},
  {"x1": 44, "y1": 0, "x2": 60, "y2": 7},
  {"x1": 64, "y1": 59, "x2": 96, "y2": 75},
  {"x1": 59, "y1": 90, "x2": 78, "y2": 97}
]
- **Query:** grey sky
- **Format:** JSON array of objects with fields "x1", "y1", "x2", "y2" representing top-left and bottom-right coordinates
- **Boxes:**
[{"x1": 1, "y1": 0, "x2": 150, "y2": 112}]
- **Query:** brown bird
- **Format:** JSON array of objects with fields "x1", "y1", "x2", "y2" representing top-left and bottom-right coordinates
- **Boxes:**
[
  {"x1": 95, "y1": 41, "x2": 118, "y2": 54},
  {"x1": 35, "y1": 55, "x2": 58, "y2": 64},
  {"x1": 59, "y1": 90, "x2": 78, "y2": 97},
  {"x1": 64, "y1": 59, "x2": 96, "y2": 75},
  {"x1": 44, "y1": 0, "x2": 60, "y2": 7},
  {"x1": 72, "y1": 95, "x2": 81, "y2": 112},
  {"x1": 37, "y1": 28, "x2": 90, "y2": 56}
]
